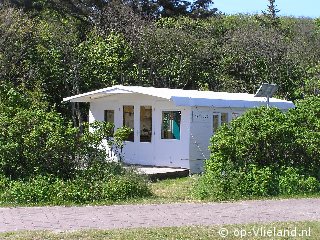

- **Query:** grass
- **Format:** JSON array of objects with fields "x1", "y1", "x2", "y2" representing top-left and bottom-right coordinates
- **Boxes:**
[
  {"x1": 149, "y1": 175, "x2": 199, "y2": 202},
  {"x1": 141, "y1": 175, "x2": 320, "y2": 204},
  {"x1": 105, "y1": 175, "x2": 200, "y2": 206},
  {"x1": 0, "y1": 176, "x2": 198, "y2": 207},
  {"x1": 1, "y1": 177, "x2": 319, "y2": 239},
  {"x1": 2, "y1": 174, "x2": 320, "y2": 208},
  {"x1": 1, "y1": 175, "x2": 319, "y2": 207},
  {"x1": 1, "y1": 221, "x2": 319, "y2": 239}
]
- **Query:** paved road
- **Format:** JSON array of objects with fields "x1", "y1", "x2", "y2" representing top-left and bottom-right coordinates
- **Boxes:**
[{"x1": 0, "y1": 198, "x2": 320, "y2": 232}]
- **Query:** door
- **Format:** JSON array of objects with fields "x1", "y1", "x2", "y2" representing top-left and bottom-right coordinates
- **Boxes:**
[
  {"x1": 135, "y1": 105, "x2": 154, "y2": 165},
  {"x1": 122, "y1": 105, "x2": 137, "y2": 163},
  {"x1": 154, "y1": 106, "x2": 189, "y2": 168},
  {"x1": 122, "y1": 105, "x2": 154, "y2": 165}
]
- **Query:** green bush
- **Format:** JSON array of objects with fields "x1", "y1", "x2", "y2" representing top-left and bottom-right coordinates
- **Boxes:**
[
  {"x1": 240, "y1": 165, "x2": 277, "y2": 197},
  {"x1": 0, "y1": 86, "x2": 151, "y2": 205},
  {"x1": 196, "y1": 96, "x2": 320, "y2": 200},
  {"x1": 279, "y1": 167, "x2": 320, "y2": 195},
  {"x1": 0, "y1": 86, "x2": 133, "y2": 180},
  {"x1": 196, "y1": 165, "x2": 320, "y2": 201},
  {"x1": 196, "y1": 159, "x2": 238, "y2": 200},
  {"x1": 0, "y1": 86, "x2": 79, "y2": 179},
  {"x1": 196, "y1": 162, "x2": 278, "y2": 200},
  {"x1": 286, "y1": 96, "x2": 320, "y2": 177},
  {"x1": 0, "y1": 162, "x2": 151, "y2": 205},
  {"x1": 0, "y1": 108, "x2": 80, "y2": 179}
]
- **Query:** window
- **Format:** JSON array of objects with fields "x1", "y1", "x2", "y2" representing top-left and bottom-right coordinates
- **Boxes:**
[
  {"x1": 161, "y1": 111, "x2": 181, "y2": 140},
  {"x1": 104, "y1": 110, "x2": 114, "y2": 124},
  {"x1": 232, "y1": 112, "x2": 240, "y2": 120},
  {"x1": 213, "y1": 113, "x2": 229, "y2": 134},
  {"x1": 221, "y1": 113, "x2": 229, "y2": 126},
  {"x1": 104, "y1": 109, "x2": 115, "y2": 133},
  {"x1": 123, "y1": 105, "x2": 134, "y2": 141},
  {"x1": 213, "y1": 114, "x2": 219, "y2": 133},
  {"x1": 140, "y1": 106, "x2": 152, "y2": 142}
]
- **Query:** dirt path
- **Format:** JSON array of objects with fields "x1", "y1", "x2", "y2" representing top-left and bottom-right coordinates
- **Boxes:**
[{"x1": 1, "y1": 198, "x2": 319, "y2": 232}]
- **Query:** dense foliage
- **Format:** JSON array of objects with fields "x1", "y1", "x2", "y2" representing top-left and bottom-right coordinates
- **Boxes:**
[
  {"x1": 0, "y1": 163, "x2": 150, "y2": 205},
  {"x1": 3, "y1": 0, "x2": 217, "y2": 19},
  {"x1": 196, "y1": 96, "x2": 320, "y2": 200},
  {"x1": 0, "y1": 85, "x2": 149, "y2": 204},
  {"x1": 0, "y1": 1, "x2": 319, "y2": 203},
  {"x1": 0, "y1": 2, "x2": 319, "y2": 126}
]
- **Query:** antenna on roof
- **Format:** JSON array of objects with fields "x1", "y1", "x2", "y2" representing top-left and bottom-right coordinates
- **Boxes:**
[{"x1": 254, "y1": 83, "x2": 278, "y2": 108}]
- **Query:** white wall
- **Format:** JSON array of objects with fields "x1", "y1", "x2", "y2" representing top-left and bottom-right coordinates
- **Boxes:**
[
  {"x1": 89, "y1": 93, "x2": 191, "y2": 169},
  {"x1": 89, "y1": 93, "x2": 250, "y2": 172},
  {"x1": 189, "y1": 106, "x2": 245, "y2": 173}
]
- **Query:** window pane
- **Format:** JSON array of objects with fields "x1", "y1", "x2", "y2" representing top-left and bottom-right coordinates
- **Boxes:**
[
  {"x1": 161, "y1": 111, "x2": 181, "y2": 140},
  {"x1": 213, "y1": 114, "x2": 219, "y2": 133},
  {"x1": 232, "y1": 112, "x2": 240, "y2": 120},
  {"x1": 123, "y1": 105, "x2": 134, "y2": 141},
  {"x1": 140, "y1": 106, "x2": 152, "y2": 142},
  {"x1": 221, "y1": 113, "x2": 228, "y2": 125},
  {"x1": 104, "y1": 110, "x2": 114, "y2": 124}
]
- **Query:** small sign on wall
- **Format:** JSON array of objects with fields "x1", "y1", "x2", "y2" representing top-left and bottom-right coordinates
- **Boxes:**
[{"x1": 192, "y1": 111, "x2": 209, "y2": 122}]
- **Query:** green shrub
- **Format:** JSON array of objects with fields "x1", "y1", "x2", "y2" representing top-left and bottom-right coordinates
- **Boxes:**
[
  {"x1": 279, "y1": 167, "x2": 320, "y2": 195},
  {"x1": 286, "y1": 96, "x2": 320, "y2": 177},
  {"x1": 196, "y1": 96, "x2": 320, "y2": 200},
  {"x1": 195, "y1": 162, "x2": 278, "y2": 200},
  {"x1": 0, "y1": 86, "x2": 80, "y2": 179},
  {"x1": 301, "y1": 177, "x2": 320, "y2": 193},
  {"x1": 0, "y1": 162, "x2": 151, "y2": 205},
  {"x1": 196, "y1": 159, "x2": 237, "y2": 200},
  {"x1": 0, "y1": 109, "x2": 81, "y2": 179},
  {"x1": 102, "y1": 171, "x2": 151, "y2": 201},
  {"x1": 240, "y1": 165, "x2": 277, "y2": 197},
  {"x1": 0, "y1": 86, "x2": 133, "y2": 181},
  {"x1": 0, "y1": 87, "x2": 151, "y2": 204},
  {"x1": 0, "y1": 175, "x2": 8, "y2": 201}
]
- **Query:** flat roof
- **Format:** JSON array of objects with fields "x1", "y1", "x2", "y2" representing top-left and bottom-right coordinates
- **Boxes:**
[{"x1": 63, "y1": 85, "x2": 295, "y2": 109}]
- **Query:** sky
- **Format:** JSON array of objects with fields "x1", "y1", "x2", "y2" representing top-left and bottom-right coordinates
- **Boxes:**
[{"x1": 214, "y1": 0, "x2": 320, "y2": 18}]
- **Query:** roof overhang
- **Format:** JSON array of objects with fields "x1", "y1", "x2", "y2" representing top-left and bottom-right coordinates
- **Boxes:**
[
  {"x1": 63, "y1": 87, "x2": 134, "y2": 102},
  {"x1": 171, "y1": 96, "x2": 295, "y2": 109},
  {"x1": 172, "y1": 97, "x2": 295, "y2": 109},
  {"x1": 63, "y1": 85, "x2": 295, "y2": 110}
]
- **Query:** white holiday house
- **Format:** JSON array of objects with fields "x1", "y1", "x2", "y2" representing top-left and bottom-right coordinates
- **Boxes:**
[{"x1": 63, "y1": 85, "x2": 295, "y2": 173}]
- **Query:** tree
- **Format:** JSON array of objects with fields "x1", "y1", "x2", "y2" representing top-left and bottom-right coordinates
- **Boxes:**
[
  {"x1": 77, "y1": 30, "x2": 134, "y2": 88},
  {"x1": 190, "y1": 0, "x2": 217, "y2": 19},
  {"x1": 133, "y1": 0, "x2": 217, "y2": 19},
  {"x1": 1, "y1": 0, "x2": 106, "y2": 23},
  {"x1": 264, "y1": 0, "x2": 279, "y2": 19},
  {"x1": 257, "y1": 0, "x2": 280, "y2": 28},
  {"x1": 0, "y1": 7, "x2": 36, "y2": 87},
  {"x1": 1, "y1": 1, "x2": 319, "y2": 125},
  {"x1": 135, "y1": 17, "x2": 220, "y2": 89},
  {"x1": 218, "y1": 16, "x2": 305, "y2": 99}
]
